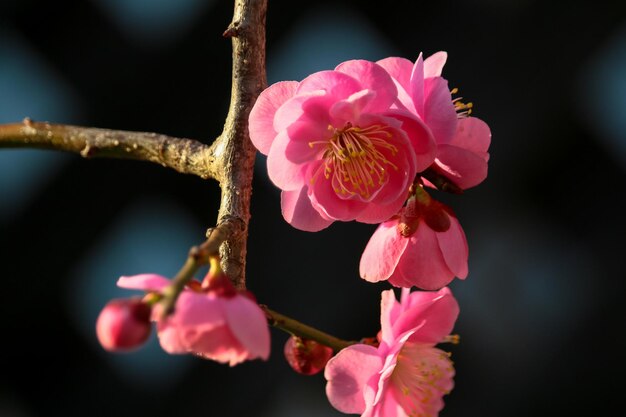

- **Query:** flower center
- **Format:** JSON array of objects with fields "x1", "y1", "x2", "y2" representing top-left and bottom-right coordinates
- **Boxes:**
[
  {"x1": 390, "y1": 343, "x2": 455, "y2": 417},
  {"x1": 309, "y1": 123, "x2": 398, "y2": 199}
]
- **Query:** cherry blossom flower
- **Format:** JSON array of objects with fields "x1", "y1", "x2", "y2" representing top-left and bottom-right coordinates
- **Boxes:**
[
  {"x1": 359, "y1": 185, "x2": 468, "y2": 290},
  {"x1": 378, "y1": 52, "x2": 491, "y2": 190},
  {"x1": 96, "y1": 298, "x2": 152, "y2": 352},
  {"x1": 249, "y1": 60, "x2": 435, "y2": 231},
  {"x1": 117, "y1": 267, "x2": 270, "y2": 366},
  {"x1": 325, "y1": 287, "x2": 459, "y2": 417}
]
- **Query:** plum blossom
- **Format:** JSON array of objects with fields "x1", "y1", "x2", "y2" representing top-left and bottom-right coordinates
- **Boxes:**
[
  {"x1": 117, "y1": 266, "x2": 270, "y2": 366},
  {"x1": 325, "y1": 287, "x2": 459, "y2": 417},
  {"x1": 360, "y1": 185, "x2": 468, "y2": 290},
  {"x1": 378, "y1": 52, "x2": 491, "y2": 190},
  {"x1": 249, "y1": 60, "x2": 436, "y2": 231}
]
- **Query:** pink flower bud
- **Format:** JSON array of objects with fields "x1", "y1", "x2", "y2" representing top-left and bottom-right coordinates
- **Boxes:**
[
  {"x1": 284, "y1": 336, "x2": 333, "y2": 375},
  {"x1": 96, "y1": 298, "x2": 152, "y2": 352}
]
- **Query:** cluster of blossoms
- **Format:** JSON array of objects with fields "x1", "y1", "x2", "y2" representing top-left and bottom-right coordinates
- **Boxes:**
[
  {"x1": 250, "y1": 52, "x2": 490, "y2": 290},
  {"x1": 97, "y1": 257, "x2": 270, "y2": 366},
  {"x1": 97, "y1": 52, "x2": 490, "y2": 417}
]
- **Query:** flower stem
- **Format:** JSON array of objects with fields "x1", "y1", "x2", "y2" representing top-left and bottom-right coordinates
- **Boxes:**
[
  {"x1": 159, "y1": 220, "x2": 239, "y2": 318},
  {"x1": 261, "y1": 306, "x2": 356, "y2": 352}
]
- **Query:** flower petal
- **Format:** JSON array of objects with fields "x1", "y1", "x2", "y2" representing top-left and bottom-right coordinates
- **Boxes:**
[
  {"x1": 354, "y1": 190, "x2": 406, "y2": 224},
  {"x1": 329, "y1": 89, "x2": 376, "y2": 122},
  {"x1": 155, "y1": 320, "x2": 187, "y2": 354},
  {"x1": 266, "y1": 130, "x2": 308, "y2": 191},
  {"x1": 379, "y1": 289, "x2": 403, "y2": 347},
  {"x1": 249, "y1": 81, "x2": 298, "y2": 155},
  {"x1": 223, "y1": 295, "x2": 270, "y2": 361},
  {"x1": 424, "y1": 77, "x2": 457, "y2": 144},
  {"x1": 296, "y1": 70, "x2": 361, "y2": 99},
  {"x1": 394, "y1": 287, "x2": 460, "y2": 344},
  {"x1": 386, "y1": 109, "x2": 436, "y2": 172},
  {"x1": 281, "y1": 188, "x2": 334, "y2": 232},
  {"x1": 335, "y1": 60, "x2": 397, "y2": 113},
  {"x1": 325, "y1": 344, "x2": 383, "y2": 414},
  {"x1": 451, "y1": 117, "x2": 491, "y2": 153},
  {"x1": 409, "y1": 53, "x2": 425, "y2": 118},
  {"x1": 308, "y1": 168, "x2": 366, "y2": 221},
  {"x1": 360, "y1": 221, "x2": 409, "y2": 283},
  {"x1": 436, "y1": 216, "x2": 468, "y2": 279},
  {"x1": 391, "y1": 220, "x2": 455, "y2": 290},
  {"x1": 435, "y1": 144, "x2": 488, "y2": 189},
  {"x1": 117, "y1": 274, "x2": 170, "y2": 291},
  {"x1": 273, "y1": 90, "x2": 330, "y2": 133},
  {"x1": 424, "y1": 51, "x2": 448, "y2": 78},
  {"x1": 376, "y1": 57, "x2": 416, "y2": 113},
  {"x1": 376, "y1": 57, "x2": 413, "y2": 95}
]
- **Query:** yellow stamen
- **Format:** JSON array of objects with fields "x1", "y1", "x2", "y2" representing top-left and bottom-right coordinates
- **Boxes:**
[{"x1": 308, "y1": 123, "x2": 398, "y2": 199}]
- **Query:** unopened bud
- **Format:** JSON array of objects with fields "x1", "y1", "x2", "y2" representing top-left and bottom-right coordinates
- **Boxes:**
[
  {"x1": 96, "y1": 298, "x2": 152, "y2": 352},
  {"x1": 284, "y1": 336, "x2": 333, "y2": 375}
]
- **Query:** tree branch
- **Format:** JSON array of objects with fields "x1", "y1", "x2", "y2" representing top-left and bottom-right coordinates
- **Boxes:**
[
  {"x1": 0, "y1": 119, "x2": 220, "y2": 180},
  {"x1": 211, "y1": 0, "x2": 267, "y2": 289}
]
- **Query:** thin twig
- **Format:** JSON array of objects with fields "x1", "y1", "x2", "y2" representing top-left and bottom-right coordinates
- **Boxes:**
[
  {"x1": 262, "y1": 306, "x2": 357, "y2": 352},
  {"x1": 0, "y1": 119, "x2": 220, "y2": 180},
  {"x1": 159, "y1": 220, "x2": 240, "y2": 317}
]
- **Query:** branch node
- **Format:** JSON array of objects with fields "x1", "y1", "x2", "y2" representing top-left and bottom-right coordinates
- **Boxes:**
[{"x1": 223, "y1": 21, "x2": 241, "y2": 38}]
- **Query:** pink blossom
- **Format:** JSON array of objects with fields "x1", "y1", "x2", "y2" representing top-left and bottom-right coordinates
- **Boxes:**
[
  {"x1": 117, "y1": 273, "x2": 270, "y2": 366},
  {"x1": 359, "y1": 186, "x2": 468, "y2": 290},
  {"x1": 96, "y1": 298, "x2": 152, "y2": 352},
  {"x1": 378, "y1": 52, "x2": 491, "y2": 190},
  {"x1": 325, "y1": 288, "x2": 459, "y2": 417},
  {"x1": 249, "y1": 60, "x2": 435, "y2": 231}
]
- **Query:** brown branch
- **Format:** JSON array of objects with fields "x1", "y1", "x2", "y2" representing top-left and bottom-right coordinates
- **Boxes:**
[
  {"x1": 0, "y1": 119, "x2": 219, "y2": 180},
  {"x1": 210, "y1": 0, "x2": 267, "y2": 289}
]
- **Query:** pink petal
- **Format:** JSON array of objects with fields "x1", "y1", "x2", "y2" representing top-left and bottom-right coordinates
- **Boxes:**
[
  {"x1": 308, "y1": 170, "x2": 366, "y2": 221},
  {"x1": 190, "y1": 325, "x2": 247, "y2": 365},
  {"x1": 273, "y1": 90, "x2": 330, "y2": 133},
  {"x1": 329, "y1": 89, "x2": 376, "y2": 122},
  {"x1": 436, "y1": 216, "x2": 468, "y2": 279},
  {"x1": 376, "y1": 57, "x2": 413, "y2": 95},
  {"x1": 155, "y1": 321, "x2": 187, "y2": 354},
  {"x1": 266, "y1": 131, "x2": 308, "y2": 191},
  {"x1": 281, "y1": 188, "x2": 334, "y2": 232},
  {"x1": 386, "y1": 109, "x2": 436, "y2": 172},
  {"x1": 325, "y1": 344, "x2": 383, "y2": 414},
  {"x1": 355, "y1": 188, "x2": 407, "y2": 224},
  {"x1": 249, "y1": 81, "x2": 298, "y2": 155},
  {"x1": 379, "y1": 289, "x2": 403, "y2": 347},
  {"x1": 296, "y1": 70, "x2": 361, "y2": 99},
  {"x1": 335, "y1": 60, "x2": 397, "y2": 113},
  {"x1": 391, "y1": 220, "x2": 455, "y2": 290},
  {"x1": 376, "y1": 57, "x2": 416, "y2": 113},
  {"x1": 451, "y1": 117, "x2": 492, "y2": 153},
  {"x1": 394, "y1": 287, "x2": 460, "y2": 344},
  {"x1": 435, "y1": 144, "x2": 488, "y2": 189},
  {"x1": 424, "y1": 77, "x2": 457, "y2": 145},
  {"x1": 409, "y1": 53, "x2": 425, "y2": 118},
  {"x1": 172, "y1": 291, "x2": 224, "y2": 328},
  {"x1": 222, "y1": 295, "x2": 271, "y2": 360},
  {"x1": 424, "y1": 51, "x2": 448, "y2": 78},
  {"x1": 117, "y1": 274, "x2": 170, "y2": 291},
  {"x1": 360, "y1": 221, "x2": 409, "y2": 283}
]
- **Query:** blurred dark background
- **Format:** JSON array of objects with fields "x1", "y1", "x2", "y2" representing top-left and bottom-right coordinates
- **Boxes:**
[{"x1": 1, "y1": 0, "x2": 625, "y2": 416}]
